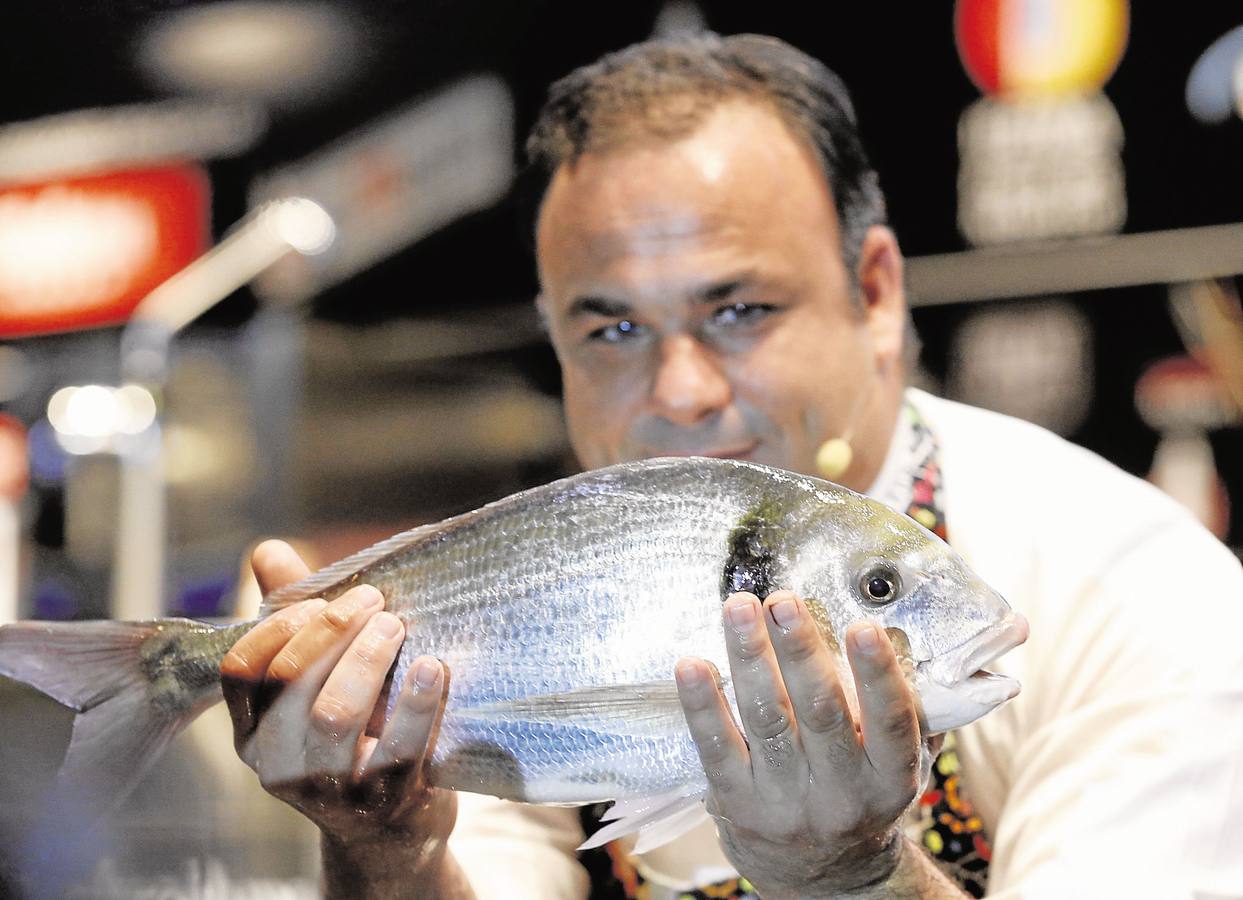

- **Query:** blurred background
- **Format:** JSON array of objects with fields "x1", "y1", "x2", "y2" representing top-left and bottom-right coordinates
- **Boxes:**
[{"x1": 0, "y1": 0, "x2": 1241, "y2": 895}]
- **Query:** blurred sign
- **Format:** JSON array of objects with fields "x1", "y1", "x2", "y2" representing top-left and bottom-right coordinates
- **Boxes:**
[
  {"x1": 958, "y1": 95, "x2": 1125, "y2": 244},
  {"x1": 0, "y1": 166, "x2": 209, "y2": 338},
  {"x1": 947, "y1": 299, "x2": 1092, "y2": 435},
  {"x1": 1186, "y1": 25, "x2": 1243, "y2": 124},
  {"x1": 251, "y1": 75, "x2": 514, "y2": 303},
  {"x1": 955, "y1": 0, "x2": 1128, "y2": 98},
  {"x1": 954, "y1": 0, "x2": 1129, "y2": 246},
  {"x1": 1136, "y1": 356, "x2": 1233, "y2": 539},
  {"x1": 0, "y1": 100, "x2": 264, "y2": 185},
  {"x1": 0, "y1": 414, "x2": 27, "y2": 502}
]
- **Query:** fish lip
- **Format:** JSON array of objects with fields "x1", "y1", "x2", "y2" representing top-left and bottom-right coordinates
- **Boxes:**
[{"x1": 921, "y1": 612, "x2": 1029, "y2": 686}]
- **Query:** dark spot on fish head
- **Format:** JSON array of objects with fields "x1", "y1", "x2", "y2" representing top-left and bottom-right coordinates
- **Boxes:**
[{"x1": 722, "y1": 498, "x2": 785, "y2": 601}]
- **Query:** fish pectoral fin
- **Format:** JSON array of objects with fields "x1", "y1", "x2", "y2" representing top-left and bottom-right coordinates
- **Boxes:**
[
  {"x1": 455, "y1": 681, "x2": 687, "y2": 730},
  {"x1": 579, "y1": 788, "x2": 708, "y2": 853}
]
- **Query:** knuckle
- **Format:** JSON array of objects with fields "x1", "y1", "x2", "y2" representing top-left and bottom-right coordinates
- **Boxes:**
[
  {"x1": 350, "y1": 636, "x2": 387, "y2": 668},
  {"x1": 802, "y1": 691, "x2": 850, "y2": 735},
  {"x1": 318, "y1": 603, "x2": 356, "y2": 635},
  {"x1": 731, "y1": 630, "x2": 769, "y2": 661},
  {"x1": 695, "y1": 731, "x2": 735, "y2": 769},
  {"x1": 309, "y1": 694, "x2": 358, "y2": 738},
  {"x1": 742, "y1": 699, "x2": 792, "y2": 741},
  {"x1": 266, "y1": 651, "x2": 306, "y2": 685},
  {"x1": 220, "y1": 647, "x2": 254, "y2": 682},
  {"x1": 882, "y1": 706, "x2": 916, "y2": 739},
  {"x1": 778, "y1": 627, "x2": 820, "y2": 663}
]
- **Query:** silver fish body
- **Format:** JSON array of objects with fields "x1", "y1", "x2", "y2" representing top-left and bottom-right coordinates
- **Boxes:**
[
  {"x1": 260, "y1": 456, "x2": 1026, "y2": 806},
  {"x1": 0, "y1": 456, "x2": 1025, "y2": 848}
]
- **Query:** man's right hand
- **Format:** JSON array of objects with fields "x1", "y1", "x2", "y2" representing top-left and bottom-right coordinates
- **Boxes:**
[{"x1": 221, "y1": 540, "x2": 472, "y2": 897}]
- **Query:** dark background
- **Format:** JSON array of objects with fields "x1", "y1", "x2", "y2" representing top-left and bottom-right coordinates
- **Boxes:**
[{"x1": 2, "y1": 2, "x2": 1241, "y2": 550}]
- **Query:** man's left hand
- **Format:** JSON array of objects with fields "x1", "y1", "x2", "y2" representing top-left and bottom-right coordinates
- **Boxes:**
[{"x1": 675, "y1": 589, "x2": 925, "y2": 899}]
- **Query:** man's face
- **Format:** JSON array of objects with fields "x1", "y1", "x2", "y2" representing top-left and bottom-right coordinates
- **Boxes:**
[{"x1": 536, "y1": 100, "x2": 902, "y2": 487}]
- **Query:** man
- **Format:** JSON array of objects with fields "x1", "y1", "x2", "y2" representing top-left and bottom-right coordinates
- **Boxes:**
[{"x1": 221, "y1": 33, "x2": 1243, "y2": 898}]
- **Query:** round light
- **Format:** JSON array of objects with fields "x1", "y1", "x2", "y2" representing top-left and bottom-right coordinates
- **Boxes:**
[
  {"x1": 269, "y1": 197, "x2": 336, "y2": 255},
  {"x1": 139, "y1": 2, "x2": 360, "y2": 107},
  {"x1": 64, "y1": 385, "x2": 120, "y2": 438},
  {"x1": 116, "y1": 384, "x2": 158, "y2": 434}
]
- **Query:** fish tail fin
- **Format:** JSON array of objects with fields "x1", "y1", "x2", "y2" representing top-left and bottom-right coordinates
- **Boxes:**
[
  {"x1": 0, "y1": 618, "x2": 226, "y2": 817},
  {"x1": 579, "y1": 788, "x2": 709, "y2": 854}
]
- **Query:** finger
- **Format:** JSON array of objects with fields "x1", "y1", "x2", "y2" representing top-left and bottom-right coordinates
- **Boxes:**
[
  {"x1": 365, "y1": 655, "x2": 446, "y2": 776},
  {"x1": 303, "y1": 611, "x2": 407, "y2": 777},
  {"x1": 846, "y1": 622, "x2": 922, "y2": 809},
  {"x1": 763, "y1": 593, "x2": 861, "y2": 784},
  {"x1": 675, "y1": 657, "x2": 751, "y2": 801},
  {"x1": 221, "y1": 599, "x2": 328, "y2": 752},
  {"x1": 251, "y1": 539, "x2": 313, "y2": 595},
  {"x1": 721, "y1": 592, "x2": 803, "y2": 791},
  {"x1": 254, "y1": 586, "x2": 385, "y2": 779}
]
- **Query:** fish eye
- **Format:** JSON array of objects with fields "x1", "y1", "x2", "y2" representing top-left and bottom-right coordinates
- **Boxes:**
[{"x1": 857, "y1": 564, "x2": 900, "y2": 605}]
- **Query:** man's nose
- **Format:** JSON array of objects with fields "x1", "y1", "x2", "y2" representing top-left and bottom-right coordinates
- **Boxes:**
[{"x1": 649, "y1": 335, "x2": 732, "y2": 426}]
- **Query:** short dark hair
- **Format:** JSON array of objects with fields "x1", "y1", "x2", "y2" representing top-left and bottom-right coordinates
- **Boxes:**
[{"x1": 525, "y1": 32, "x2": 887, "y2": 279}]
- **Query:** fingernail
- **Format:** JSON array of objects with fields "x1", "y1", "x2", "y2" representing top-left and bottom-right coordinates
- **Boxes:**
[
  {"x1": 414, "y1": 659, "x2": 440, "y2": 689},
  {"x1": 357, "y1": 586, "x2": 384, "y2": 609},
  {"x1": 726, "y1": 600, "x2": 757, "y2": 632},
  {"x1": 675, "y1": 660, "x2": 703, "y2": 687},
  {"x1": 854, "y1": 623, "x2": 879, "y2": 655},
  {"x1": 370, "y1": 612, "x2": 402, "y2": 640},
  {"x1": 770, "y1": 598, "x2": 800, "y2": 628}
]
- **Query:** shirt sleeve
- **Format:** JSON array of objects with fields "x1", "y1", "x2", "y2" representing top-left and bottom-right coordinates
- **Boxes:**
[
  {"x1": 983, "y1": 520, "x2": 1243, "y2": 898},
  {"x1": 448, "y1": 792, "x2": 590, "y2": 899}
]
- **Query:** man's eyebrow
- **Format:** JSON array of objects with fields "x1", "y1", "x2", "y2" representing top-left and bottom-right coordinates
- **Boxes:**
[
  {"x1": 568, "y1": 296, "x2": 631, "y2": 318},
  {"x1": 695, "y1": 280, "x2": 745, "y2": 303}
]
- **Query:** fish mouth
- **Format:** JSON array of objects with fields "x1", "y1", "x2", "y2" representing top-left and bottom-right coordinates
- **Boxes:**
[
  {"x1": 913, "y1": 613, "x2": 1028, "y2": 733},
  {"x1": 922, "y1": 612, "x2": 1029, "y2": 689}
]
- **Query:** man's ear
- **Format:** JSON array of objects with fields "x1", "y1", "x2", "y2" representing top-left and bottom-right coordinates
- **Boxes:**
[{"x1": 856, "y1": 225, "x2": 907, "y2": 371}]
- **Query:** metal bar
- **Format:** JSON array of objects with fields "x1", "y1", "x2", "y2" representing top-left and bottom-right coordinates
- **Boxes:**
[{"x1": 905, "y1": 223, "x2": 1243, "y2": 306}]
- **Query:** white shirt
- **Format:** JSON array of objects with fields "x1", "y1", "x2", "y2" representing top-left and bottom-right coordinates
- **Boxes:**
[{"x1": 448, "y1": 390, "x2": 1243, "y2": 899}]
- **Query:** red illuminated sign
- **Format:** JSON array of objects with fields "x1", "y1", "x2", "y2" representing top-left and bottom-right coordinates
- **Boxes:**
[
  {"x1": 0, "y1": 165, "x2": 209, "y2": 338},
  {"x1": 0, "y1": 414, "x2": 26, "y2": 501}
]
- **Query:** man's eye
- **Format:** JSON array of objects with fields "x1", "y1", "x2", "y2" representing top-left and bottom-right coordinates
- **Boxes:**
[
  {"x1": 711, "y1": 302, "x2": 773, "y2": 327},
  {"x1": 588, "y1": 319, "x2": 644, "y2": 343}
]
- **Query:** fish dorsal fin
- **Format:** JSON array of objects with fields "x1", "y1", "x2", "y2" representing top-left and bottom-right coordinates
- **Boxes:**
[
  {"x1": 260, "y1": 520, "x2": 448, "y2": 613},
  {"x1": 454, "y1": 681, "x2": 688, "y2": 732},
  {"x1": 579, "y1": 787, "x2": 708, "y2": 853}
]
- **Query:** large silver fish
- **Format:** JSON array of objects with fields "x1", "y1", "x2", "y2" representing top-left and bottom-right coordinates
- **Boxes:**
[{"x1": 0, "y1": 457, "x2": 1026, "y2": 851}]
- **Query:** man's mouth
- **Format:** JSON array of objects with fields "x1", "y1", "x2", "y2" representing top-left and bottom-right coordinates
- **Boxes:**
[{"x1": 653, "y1": 441, "x2": 759, "y2": 461}]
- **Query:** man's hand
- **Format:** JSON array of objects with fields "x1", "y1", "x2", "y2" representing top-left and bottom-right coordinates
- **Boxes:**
[
  {"x1": 221, "y1": 540, "x2": 474, "y2": 898},
  {"x1": 675, "y1": 590, "x2": 947, "y2": 899}
]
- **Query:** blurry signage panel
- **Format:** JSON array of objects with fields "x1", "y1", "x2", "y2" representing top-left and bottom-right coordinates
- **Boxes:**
[
  {"x1": 954, "y1": 0, "x2": 1129, "y2": 246},
  {"x1": 956, "y1": 0, "x2": 1128, "y2": 97},
  {"x1": 0, "y1": 166, "x2": 209, "y2": 338},
  {"x1": 251, "y1": 75, "x2": 514, "y2": 303},
  {"x1": 0, "y1": 414, "x2": 27, "y2": 502}
]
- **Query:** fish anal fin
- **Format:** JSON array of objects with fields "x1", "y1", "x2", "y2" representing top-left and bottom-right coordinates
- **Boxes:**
[{"x1": 579, "y1": 789, "x2": 707, "y2": 853}]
